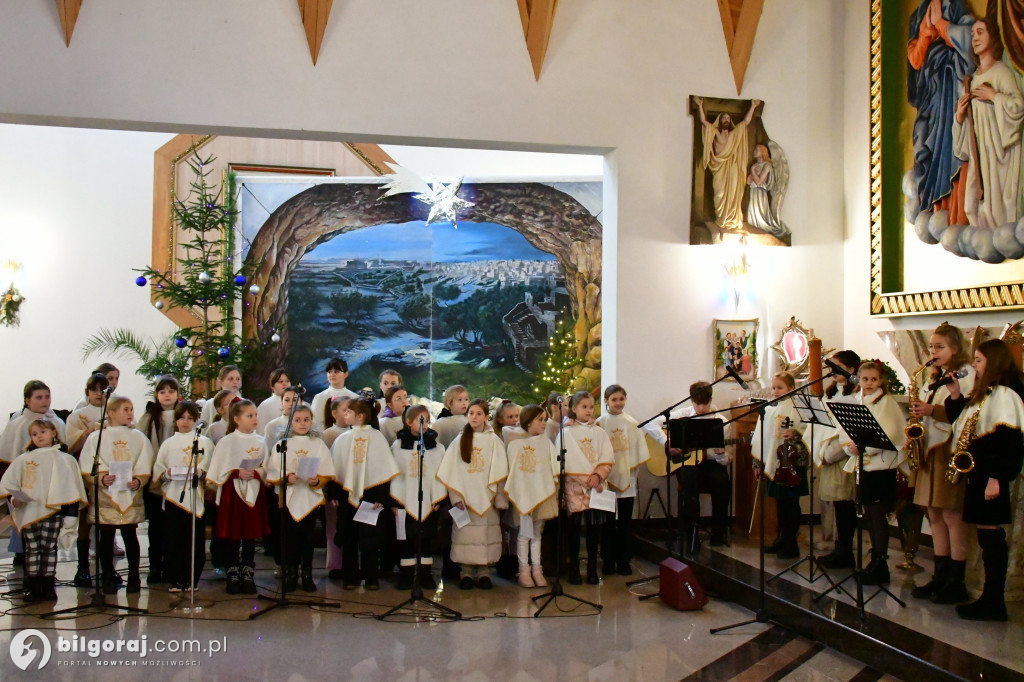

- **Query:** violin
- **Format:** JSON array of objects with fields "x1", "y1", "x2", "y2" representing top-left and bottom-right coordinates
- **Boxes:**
[{"x1": 773, "y1": 417, "x2": 805, "y2": 487}]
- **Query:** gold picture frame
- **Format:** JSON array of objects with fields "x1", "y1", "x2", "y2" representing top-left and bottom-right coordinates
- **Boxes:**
[{"x1": 869, "y1": 0, "x2": 1024, "y2": 316}]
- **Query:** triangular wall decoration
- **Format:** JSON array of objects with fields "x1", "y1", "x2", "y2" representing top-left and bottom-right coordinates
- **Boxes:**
[
  {"x1": 56, "y1": 0, "x2": 82, "y2": 47},
  {"x1": 717, "y1": 0, "x2": 763, "y2": 94},
  {"x1": 517, "y1": 0, "x2": 558, "y2": 81},
  {"x1": 297, "y1": 0, "x2": 333, "y2": 66}
]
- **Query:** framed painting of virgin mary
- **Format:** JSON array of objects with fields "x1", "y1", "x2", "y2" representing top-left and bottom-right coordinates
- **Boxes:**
[{"x1": 870, "y1": 0, "x2": 1024, "y2": 315}]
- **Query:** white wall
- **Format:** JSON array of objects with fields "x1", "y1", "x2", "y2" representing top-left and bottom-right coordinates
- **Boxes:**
[
  {"x1": 0, "y1": 0, "x2": 851, "y2": 422},
  {"x1": 0, "y1": 125, "x2": 178, "y2": 417}
]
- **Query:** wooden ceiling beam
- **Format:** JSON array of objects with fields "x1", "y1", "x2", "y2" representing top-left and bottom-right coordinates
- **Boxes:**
[
  {"x1": 718, "y1": 0, "x2": 763, "y2": 94},
  {"x1": 518, "y1": 0, "x2": 559, "y2": 81},
  {"x1": 55, "y1": 0, "x2": 82, "y2": 47},
  {"x1": 297, "y1": 0, "x2": 333, "y2": 66}
]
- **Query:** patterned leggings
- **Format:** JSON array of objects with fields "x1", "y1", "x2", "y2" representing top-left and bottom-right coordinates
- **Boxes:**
[{"x1": 22, "y1": 516, "x2": 62, "y2": 577}]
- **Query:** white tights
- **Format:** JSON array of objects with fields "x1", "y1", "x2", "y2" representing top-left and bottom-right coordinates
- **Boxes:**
[{"x1": 516, "y1": 520, "x2": 545, "y2": 566}]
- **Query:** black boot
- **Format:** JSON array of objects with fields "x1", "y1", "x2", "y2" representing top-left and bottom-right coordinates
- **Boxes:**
[
  {"x1": 419, "y1": 564, "x2": 437, "y2": 590},
  {"x1": 820, "y1": 541, "x2": 855, "y2": 569},
  {"x1": 396, "y1": 566, "x2": 414, "y2": 590},
  {"x1": 568, "y1": 561, "x2": 583, "y2": 585},
  {"x1": 102, "y1": 574, "x2": 119, "y2": 595},
  {"x1": 126, "y1": 569, "x2": 142, "y2": 594},
  {"x1": 931, "y1": 559, "x2": 969, "y2": 604},
  {"x1": 283, "y1": 566, "x2": 298, "y2": 592},
  {"x1": 22, "y1": 576, "x2": 42, "y2": 603},
  {"x1": 300, "y1": 565, "x2": 316, "y2": 593},
  {"x1": 74, "y1": 540, "x2": 92, "y2": 587},
  {"x1": 860, "y1": 550, "x2": 890, "y2": 585},
  {"x1": 241, "y1": 565, "x2": 257, "y2": 594},
  {"x1": 226, "y1": 566, "x2": 242, "y2": 594},
  {"x1": 41, "y1": 576, "x2": 58, "y2": 602},
  {"x1": 912, "y1": 555, "x2": 950, "y2": 599},
  {"x1": 586, "y1": 558, "x2": 599, "y2": 585},
  {"x1": 957, "y1": 529, "x2": 1009, "y2": 621},
  {"x1": 765, "y1": 536, "x2": 783, "y2": 554}
]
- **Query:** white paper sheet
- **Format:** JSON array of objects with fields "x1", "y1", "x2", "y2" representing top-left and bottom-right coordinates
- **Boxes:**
[
  {"x1": 395, "y1": 509, "x2": 407, "y2": 541},
  {"x1": 239, "y1": 457, "x2": 262, "y2": 471},
  {"x1": 448, "y1": 504, "x2": 471, "y2": 529},
  {"x1": 588, "y1": 488, "x2": 617, "y2": 513},
  {"x1": 108, "y1": 461, "x2": 134, "y2": 492},
  {"x1": 519, "y1": 513, "x2": 534, "y2": 540},
  {"x1": 296, "y1": 457, "x2": 320, "y2": 481},
  {"x1": 11, "y1": 489, "x2": 34, "y2": 503},
  {"x1": 169, "y1": 466, "x2": 190, "y2": 481},
  {"x1": 353, "y1": 500, "x2": 383, "y2": 526}
]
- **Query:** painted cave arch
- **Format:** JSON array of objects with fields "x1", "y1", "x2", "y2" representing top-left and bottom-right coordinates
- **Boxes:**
[{"x1": 242, "y1": 182, "x2": 603, "y2": 394}]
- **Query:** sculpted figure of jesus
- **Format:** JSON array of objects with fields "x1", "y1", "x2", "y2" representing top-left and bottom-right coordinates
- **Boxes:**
[{"x1": 696, "y1": 97, "x2": 762, "y2": 231}]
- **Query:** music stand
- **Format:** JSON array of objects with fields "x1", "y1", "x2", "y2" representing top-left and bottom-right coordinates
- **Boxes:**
[
  {"x1": 669, "y1": 417, "x2": 726, "y2": 556},
  {"x1": 813, "y1": 402, "x2": 906, "y2": 617},
  {"x1": 768, "y1": 394, "x2": 833, "y2": 585}
]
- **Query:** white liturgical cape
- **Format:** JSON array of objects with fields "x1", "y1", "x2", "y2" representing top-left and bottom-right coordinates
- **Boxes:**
[
  {"x1": 0, "y1": 446, "x2": 87, "y2": 530},
  {"x1": 505, "y1": 434, "x2": 558, "y2": 516},
  {"x1": 206, "y1": 431, "x2": 267, "y2": 507},
  {"x1": 437, "y1": 431, "x2": 508, "y2": 516},
  {"x1": 265, "y1": 434, "x2": 335, "y2": 521}
]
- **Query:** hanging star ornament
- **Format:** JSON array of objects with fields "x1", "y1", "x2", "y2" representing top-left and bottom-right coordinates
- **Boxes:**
[
  {"x1": 415, "y1": 178, "x2": 474, "y2": 228},
  {"x1": 380, "y1": 163, "x2": 474, "y2": 228}
]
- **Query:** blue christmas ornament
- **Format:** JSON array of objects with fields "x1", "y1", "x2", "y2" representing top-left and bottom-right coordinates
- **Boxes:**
[
  {"x1": 174, "y1": 337, "x2": 187, "y2": 348},
  {"x1": 218, "y1": 347, "x2": 230, "y2": 358},
  {"x1": 135, "y1": 276, "x2": 147, "y2": 287},
  {"x1": 234, "y1": 274, "x2": 246, "y2": 286}
]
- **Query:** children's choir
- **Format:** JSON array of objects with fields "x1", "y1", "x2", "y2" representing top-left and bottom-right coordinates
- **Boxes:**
[{"x1": 1, "y1": 338, "x2": 1021, "y2": 626}]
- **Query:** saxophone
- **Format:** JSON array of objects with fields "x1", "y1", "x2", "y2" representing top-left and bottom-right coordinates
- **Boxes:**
[
  {"x1": 946, "y1": 397, "x2": 983, "y2": 484},
  {"x1": 904, "y1": 359, "x2": 935, "y2": 471}
]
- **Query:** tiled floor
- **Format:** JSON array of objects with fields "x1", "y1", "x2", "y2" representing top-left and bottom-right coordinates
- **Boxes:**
[
  {"x1": 0, "y1": 540, "x2": 896, "y2": 681},
  {"x1": 707, "y1": 534, "x2": 1024, "y2": 674}
]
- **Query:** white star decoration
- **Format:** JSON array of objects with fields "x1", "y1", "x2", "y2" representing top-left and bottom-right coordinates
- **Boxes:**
[
  {"x1": 414, "y1": 179, "x2": 474, "y2": 228},
  {"x1": 380, "y1": 163, "x2": 475, "y2": 229}
]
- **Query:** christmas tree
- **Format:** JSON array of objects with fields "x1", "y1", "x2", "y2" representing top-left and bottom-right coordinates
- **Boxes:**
[
  {"x1": 83, "y1": 149, "x2": 256, "y2": 398},
  {"x1": 531, "y1": 315, "x2": 579, "y2": 399}
]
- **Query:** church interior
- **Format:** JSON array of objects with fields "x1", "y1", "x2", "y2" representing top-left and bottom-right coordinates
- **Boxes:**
[{"x1": 1, "y1": 1, "x2": 1023, "y2": 679}]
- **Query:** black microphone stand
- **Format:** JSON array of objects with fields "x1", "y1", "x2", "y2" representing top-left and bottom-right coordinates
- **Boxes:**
[
  {"x1": 174, "y1": 424, "x2": 208, "y2": 613},
  {"x1": 380, "y1": 415, "x2": 461, "y2": 622},
  {"x1": 533, "y1": 400, "x2": 602, "y2": 617},
  {"x1": 46, "y1": 387, "x2": 148, "y2": 617},
  {"x1": 710, "y1": 370, "x2": 840, "y2": 635},
  {"x1": 251, "y1": 386, "x2": 338, "y2": 619}
]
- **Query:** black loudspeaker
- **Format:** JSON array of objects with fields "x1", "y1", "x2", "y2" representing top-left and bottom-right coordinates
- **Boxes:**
[{"x1": 659, "y1": 557, "x2": 708, "y2": 611}]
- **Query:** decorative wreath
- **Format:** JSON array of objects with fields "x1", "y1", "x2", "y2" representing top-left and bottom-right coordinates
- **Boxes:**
[{"x1": 1, "y1": 284, "x2": 24, "y2": 327}]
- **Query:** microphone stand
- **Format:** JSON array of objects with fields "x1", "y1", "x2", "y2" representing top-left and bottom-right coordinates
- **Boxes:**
[
  {"x1": 710, "y1": 370, "x2": 841, "y2": 634},
  {"x1": 533, "y1": 400, "x2": 602, "y2": 617},
  {"x1": 379, "y1": 415, "x2": 461, "y2": 622},
  {"x1": 45, "y1": 388, "x2": 148, "y2": 617},
  {"x1": 174, "y1": 424, "x2": 207, "y2": 613},
  {"x1": 251, "y1": 386, "x2": 338, "y2": 619}
]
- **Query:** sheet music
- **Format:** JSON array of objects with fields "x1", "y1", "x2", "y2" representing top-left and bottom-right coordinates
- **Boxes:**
[
  {"x1": 588, "y1": 488, "x2": 617, "y2": 513},
  {"x1": 296, "y1": 457, "x2": 320, "y2": 481},
  {"x1": 108, "y1": 461, "x2": 134, "y2": 492},
  {"x1": 448, "y1": 504, "x2": 471, "y2": 529},
  {"x1": 395, "y1": 509, "x2": 407, "y2": 540},
  {"x1": 353, "y1": 500, "x2": 383, "y2": 526}
]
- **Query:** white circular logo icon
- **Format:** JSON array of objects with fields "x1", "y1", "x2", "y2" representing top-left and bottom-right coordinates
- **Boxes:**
[{"x1": 9, "y1": 629, "x2": 51, "y2": 671}]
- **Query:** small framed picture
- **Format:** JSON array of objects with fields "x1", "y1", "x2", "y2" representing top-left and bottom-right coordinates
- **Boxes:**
[{"x1": 713, "y1": 318, "x2": 759, "y2": 384}]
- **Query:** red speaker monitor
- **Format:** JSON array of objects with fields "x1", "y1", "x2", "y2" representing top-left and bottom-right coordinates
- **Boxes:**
[{"x1": 659, "y1": 557, "x2": 708, "y2": 611}]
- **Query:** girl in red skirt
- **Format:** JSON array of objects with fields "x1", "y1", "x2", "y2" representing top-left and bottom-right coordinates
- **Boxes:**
[{"x1": 206, "y1": 400, "x2": 270, "y2": 595}]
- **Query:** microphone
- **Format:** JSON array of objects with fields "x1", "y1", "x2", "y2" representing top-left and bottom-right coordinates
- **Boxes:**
[
  {"x1": 295, "y1": 384, "x2": 306, "y2": 396},
  {"x1": 194, "y1": 421, "x2": 206, "y2": 434},
  {"x1": 825, "y1": 358, "x2": 855, "y2": 383},
  {"x1": 927, "y1": 367, "x2": 968, "y2": 392},
  {"x1": 103, "y1": 386, "x2": 115, "y2": 395},
  {"x1": 556, "y1": 396, "x2": 563, "y2": 403},
  {"x1": 725, "y1": 364, "x2": 748, "y2": 389}
]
